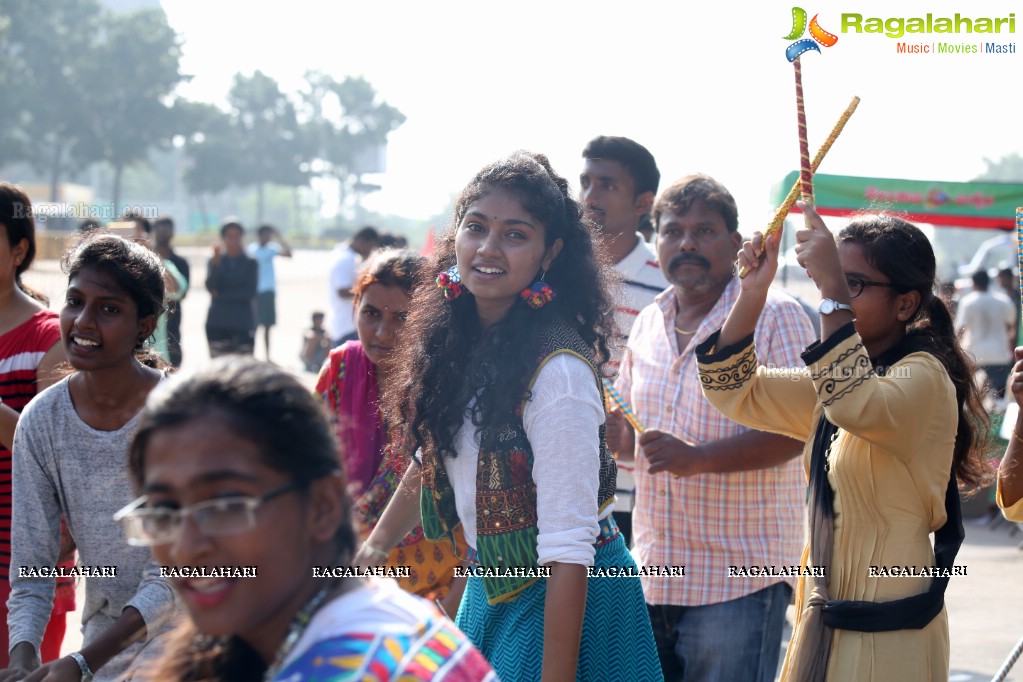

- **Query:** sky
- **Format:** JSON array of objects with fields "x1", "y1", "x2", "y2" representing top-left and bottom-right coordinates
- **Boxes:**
[{"x1": 160, "y1": 0, "x2": 1022, "y2": 229}]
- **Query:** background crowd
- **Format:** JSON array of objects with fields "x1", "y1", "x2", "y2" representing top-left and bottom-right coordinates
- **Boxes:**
[{"x1": 0, "y1": 133, "x2": 1019, "y2": 682}]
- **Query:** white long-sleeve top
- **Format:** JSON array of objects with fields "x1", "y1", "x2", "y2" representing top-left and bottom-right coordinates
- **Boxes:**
[{"x1": 443, "y1": 353, "x2": 610, "y2": 566}]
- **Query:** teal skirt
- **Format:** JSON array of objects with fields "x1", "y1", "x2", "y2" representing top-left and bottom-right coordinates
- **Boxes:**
[{"x1": 455, "y1": 532, "x2": 663, "y2": 682}]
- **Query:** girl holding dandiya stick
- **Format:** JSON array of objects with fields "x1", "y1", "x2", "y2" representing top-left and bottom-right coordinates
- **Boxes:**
[{"x1": 696, "y1": 205, "x2": 988, "y2": 681}]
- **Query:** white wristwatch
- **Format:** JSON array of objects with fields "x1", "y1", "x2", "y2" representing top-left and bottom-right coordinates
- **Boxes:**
[
  {"x1": 68, "y1": 651, "x2": 94, "y2": 681},
  {"x1": 819, "y1": 298, "x2": 853, "y2": 315}
]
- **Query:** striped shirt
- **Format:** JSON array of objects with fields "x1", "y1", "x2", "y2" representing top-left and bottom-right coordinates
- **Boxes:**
[
  {"x1": 609, "y1": 236, "x2": 668, "y2": 512},
  {"x1": 0, "y1": 310, "x2": 61, "y2": 581},
  {"x1": 617, "y1": 278, "x2": 814, "y2": 606}
]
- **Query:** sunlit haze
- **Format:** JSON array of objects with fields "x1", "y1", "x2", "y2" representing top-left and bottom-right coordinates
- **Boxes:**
[{"x1": 162, "y1": 0, "x2": 1021, "y2": 228}]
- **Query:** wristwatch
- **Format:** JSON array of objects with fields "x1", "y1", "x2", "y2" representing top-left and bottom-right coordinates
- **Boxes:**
[
  {"x1": 68, "y1": 651, "x2": 94, "y2": 681},
  {"x1": 819, "y1": 298, "x2": 853, "y2": 315}
]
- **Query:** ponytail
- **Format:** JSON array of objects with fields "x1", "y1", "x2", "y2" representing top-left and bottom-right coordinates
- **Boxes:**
[{"x1": 910, "y1": 294, "x2": 990, "y2": 488}]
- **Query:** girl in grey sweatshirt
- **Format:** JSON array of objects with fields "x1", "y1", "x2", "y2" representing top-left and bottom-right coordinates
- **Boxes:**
[{"x1": 5, "y1": 234, "x2": 176, "y2": 682}]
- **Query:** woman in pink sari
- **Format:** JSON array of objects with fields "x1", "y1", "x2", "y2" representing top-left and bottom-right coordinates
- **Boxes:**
[{"x1": 316, "y1": 249, "x2": 465, "y2": 607}]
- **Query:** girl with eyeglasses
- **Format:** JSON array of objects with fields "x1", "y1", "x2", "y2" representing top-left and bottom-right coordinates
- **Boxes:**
[
  {"x1": 2, "y1": 234, "x2": 175, "y2": 682},
  {"x1": 697, "y1": 206, "x2": 989, "y2": 681},
  {"x1": 120, "y1": 357, "x2": 495, "y2": 681}
]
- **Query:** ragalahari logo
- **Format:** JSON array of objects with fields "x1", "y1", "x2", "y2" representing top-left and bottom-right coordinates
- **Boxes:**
[{"x1": 784, "y1": 7, "x2": 838, "y2": 62}]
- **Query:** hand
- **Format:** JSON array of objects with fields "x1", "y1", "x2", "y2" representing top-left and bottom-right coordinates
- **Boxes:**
[
  {"x1": 604, "y1": 410, "x2": 626, "y2": 455},
  {"x1": 0, "y1": 666, "x2": 33, "y2": 682},
  {"x1": 736, "y1": 229, "x2": 782, "y2": 297},
  {"x1": 793, "y1": 201, "x2": 844, "y2": 292},
  {"x1": 352, "y1": 541, "x2": 389, "y2": 569},
  {"x1": 0, "y1": 643, "x2": 39, "y2": 681},
  {"x1": 1010, "y1": 347, "x2": 1023, "y2": 406},
  {"x1": 16, "y1": 657, "x2": 82, "y2": 682},
  {"x1": 638, "y1": 429, "x2": 705, "y2": 477},
  {"x1": 211, "y1": 243, "x2": 222, "y2": 265}
]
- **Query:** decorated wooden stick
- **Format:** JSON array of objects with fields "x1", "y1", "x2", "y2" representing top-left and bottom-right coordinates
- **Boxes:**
[
  {"x1": 992, "y1": 633, "x2": 1023, "y2": 682},
  {"x1": 1018, "y1": 207, "x2": 1023, "y2": 326},
  {"x1": 794, "y1": 57, "x2": 813, "y2": 210},
  {"x1": 737, "y1": 96, "x2": 860, "y2": 278},
  {"x1": 601, "y1": 378, "x2": 645, "y2": 434}
]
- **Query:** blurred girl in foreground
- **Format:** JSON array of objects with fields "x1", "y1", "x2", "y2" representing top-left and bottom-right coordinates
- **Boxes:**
[{"x1": 122, "y1": 357, "x2": 495, "y2": 681}]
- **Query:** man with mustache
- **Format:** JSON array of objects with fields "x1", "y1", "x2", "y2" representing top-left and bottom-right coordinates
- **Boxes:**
[
  {"x1": 580, "y1": 136, "x2": 668, "y2": 546},
  {"x1": 614, "y1": 175, "x2": 814, "y2": 681}
]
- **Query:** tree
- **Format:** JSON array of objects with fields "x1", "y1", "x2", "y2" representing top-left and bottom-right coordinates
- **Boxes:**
[
  {"x1": 180, "y1": 101, "x2": 239, "y2": 230},
  {"x1": 974, "y1": 153, "x2": 1023, "y2": 183},
  {"x1": 1, "y1": 0, "x2": 103, "y2": 198},
  {"x1": 228, "y1": 71, "x2": 311, "y2": 222},
  {"x1": 75, "y1": 8, "x2": 188, "y2": 210},
  {"x1": 301, "y1": 72, "x2": 406, "y2": 213}
]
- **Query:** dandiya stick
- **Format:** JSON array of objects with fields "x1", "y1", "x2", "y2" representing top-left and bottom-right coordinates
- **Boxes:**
[
  {"x1": 1017, "y1": 207, "x2": 1023, "y2": 326},
  {"x1": 793, "y1": 57, "x2": 813, "y2": 211},
  {"x1": 601, "y1": 377, "x2": 645, "y2": 434},
  {"x1": 991, "y1": 633, "x2": 1023, "y2": 682},
  {"x1": 737, "y1": 95, "x2": 860, "y2": 278}
]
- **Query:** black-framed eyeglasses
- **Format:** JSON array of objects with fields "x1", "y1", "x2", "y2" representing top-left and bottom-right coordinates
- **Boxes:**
[
  {"x1": 846, "y1": 276, "x2": 896, "y2": 299},
  {"x1": 114, "y1": 481, "x2": 303, "y2": 547}
]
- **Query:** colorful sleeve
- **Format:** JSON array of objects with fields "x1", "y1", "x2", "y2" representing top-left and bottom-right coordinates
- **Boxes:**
[
  {"x1": 801, "y1": 322, "x2": 953, "y2": 459},
  {"x1": 272, "y1": 618, "x2": 496, "y2": 681}
]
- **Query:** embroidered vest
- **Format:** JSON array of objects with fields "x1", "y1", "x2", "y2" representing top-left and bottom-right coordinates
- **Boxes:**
[{"x1": 420, "y1": 319, "x2": 617, "y2": 604}]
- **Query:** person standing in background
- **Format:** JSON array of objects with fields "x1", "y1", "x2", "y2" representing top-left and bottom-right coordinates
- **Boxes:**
[
  {"x1": 328, "y1": 226, "x2": 380, "y2": 347},
  {"x1": 955, "y1": 269, "x2": 1016, "y2": 399},
  {"x1": 153, "y1": 216, "x2": 189, "y2": 368},
  {"x1": 579, "y1": 135, "x2": 668, "y2": 546},
  {"x1": 205, "y1": 221, "x2": 258, "y2": 357},
  {"x1": 996, "y1": 267, "x2": 1020, "y2": 346},
  {"x1": 247, "y1": 224, "x2": 292, "y2": 362}
]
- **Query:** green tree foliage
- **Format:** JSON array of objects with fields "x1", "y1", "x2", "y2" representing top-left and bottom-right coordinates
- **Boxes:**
[
  {"x1": 75, "y1": 8, "x2": 187, "y2": 209},
  {"x1": 1, "y1": 0, "x2": 103, "y2": 198},
  {"x1": 228, "y1": 71, "x2": 311, "y2": 221},
  {"x1": 301, "y1": 72, "x2": 406, "y2": 210},
  {"x1": 180, "y1": 101, "x2": 239, "y2": 197}
]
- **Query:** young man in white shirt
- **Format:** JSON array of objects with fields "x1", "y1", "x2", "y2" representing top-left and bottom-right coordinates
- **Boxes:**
[
  {"x1": 328, "y1": 226, "x2": 380, "y2": 346},
  {"x1": 580, "y1": 136, "x2": 668, "y2": 546}
]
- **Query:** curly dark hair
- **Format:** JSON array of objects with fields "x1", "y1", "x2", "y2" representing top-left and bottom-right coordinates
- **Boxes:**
[
  {"x1": 382, "y1": 152, "x2": 617, "y2": 460},
  {"x1": 839, "y1": 214, "x2": 990, "y2": 488}
]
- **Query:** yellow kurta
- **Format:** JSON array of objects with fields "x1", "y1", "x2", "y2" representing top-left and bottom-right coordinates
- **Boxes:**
[
  {"x1": 698, "y1": 326, "x2": 954, "y2": 681},
  {"x1": 997, "y1": 478, "x2": 1023, "y2": 522}
]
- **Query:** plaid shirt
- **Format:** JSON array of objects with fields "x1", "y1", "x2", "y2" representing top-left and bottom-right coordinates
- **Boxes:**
[{"x1": 617, "y1": 278, "x2": 814, "y2": 606}]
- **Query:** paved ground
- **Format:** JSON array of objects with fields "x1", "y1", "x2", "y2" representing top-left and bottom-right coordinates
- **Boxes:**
[{"x1": 28, "y1": 247, "x2": 1023, "y2": 680}]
